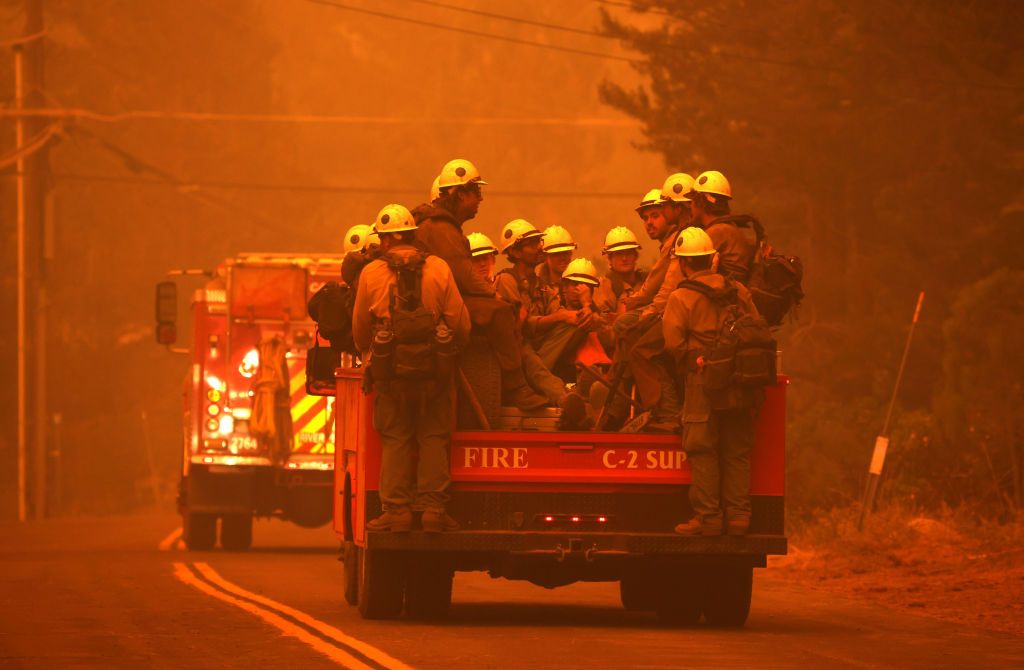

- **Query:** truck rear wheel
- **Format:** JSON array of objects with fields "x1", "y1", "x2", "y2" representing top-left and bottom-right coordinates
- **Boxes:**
[
  {"x1": 701, "y1": 566, "x2": 752, "y2": 627},
  {"x1": 343, "y1": 542, "x2": 360, "y2": 606},
  {"x1": 358, "y1": 549, "x2": 405, "y2": 620},
  {"x1": 654, "y1": 572, "x2": 703, "y2": 625},
  {"x1": 405, "y1": 555, "x2": 453, "y2": 620},
  {"x1": 183, "y1": 511, "x2": 216, "y2": 551},
  {"x1": 221, "y1": 513, "x2": 253, "y2": 551},
  {"x1": 619, "y1": 571, "x2": 659, "y2": 611}
]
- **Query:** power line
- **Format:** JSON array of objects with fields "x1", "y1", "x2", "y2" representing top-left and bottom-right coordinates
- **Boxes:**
[
  {"x1": 301, "y1": 0, "x2": 641, "y2": 63},
  {"x1": 0, "y1": 29, "x2": 46, "y2": 49},
  {"x1": 400, "y1": 0, "x2": 607, "y2": 38},
  {"x1": 0, "y1": 107, "x2": 637, "y2": 126},
  {"x1": 0, "y1": 123, "x2": 60, "y2": 170},
  {"x1": 66, "y1": 127, "x2": 279, "y2": 229},
  {"x1": 49, "y1": 172, "x2": 639, "y2": 199}
]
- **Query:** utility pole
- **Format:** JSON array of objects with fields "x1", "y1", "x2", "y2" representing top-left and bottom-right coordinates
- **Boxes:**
[{"x1": 13, "y1": 0, "x2": 48, "y2": 520}]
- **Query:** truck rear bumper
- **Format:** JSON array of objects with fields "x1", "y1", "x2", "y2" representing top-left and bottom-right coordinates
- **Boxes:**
[{"x1": 363, "y1": 530, "x2": 786, "y2": 558}]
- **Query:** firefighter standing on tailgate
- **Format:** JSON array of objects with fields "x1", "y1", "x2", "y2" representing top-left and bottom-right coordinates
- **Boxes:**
[
  {"x1": 353, "y1": 204, "x2": 471, "y2": 533},
  {"x1": 414, "y1": 159, "x2": 548, "y2": 411},
  {"x1": 663, "y1": 227, "x2": 760, "y2": 536}
]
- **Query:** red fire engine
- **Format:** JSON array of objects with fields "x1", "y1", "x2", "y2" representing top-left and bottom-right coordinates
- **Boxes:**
[
  {"x1": 156, "y1": 253, "x2": 342, "y2": 550},
  {"x1": 333, "y1": 347, "x2": 788, "y2": 625}
]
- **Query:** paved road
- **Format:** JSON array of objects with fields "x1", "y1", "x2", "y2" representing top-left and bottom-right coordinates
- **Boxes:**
[{"x1": 1, "y1": 513, "x2": 1021, "y2": 669}]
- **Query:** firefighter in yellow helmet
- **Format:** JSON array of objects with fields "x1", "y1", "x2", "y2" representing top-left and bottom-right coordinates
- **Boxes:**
[
  {"x1": 600, "y1": 188, "x2": 685, "y2": 432},
  {"x1": 482, "y1": 220, "x2": 585, "y2": 427},
  {"x1": 593, "y1": 226, "x2": 647, "y2": 316},
  {"x1": 663, "y1": 227, "x2": 762, "y2": 536},
  {"x1": 413, "y1": 161, "x2": 548, "y2": 411},
  {"x1": 687, "y1": 170, "x2": 759, "y2": 284},
  {"x1": 537, "y1": 225, "x2": 577, "y2": 294},
  {"x1": 352, "y1": 204, "x2": 471, "y2": 533},
  {"x1": 466, "y1": 231, "x2": 499, "y2": 284}
]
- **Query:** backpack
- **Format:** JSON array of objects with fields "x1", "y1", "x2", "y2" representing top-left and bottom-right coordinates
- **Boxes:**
[
  {"x1": 678, "y1": 279, "x2": 778, "y2": 396},
  {"x1": 371, "y1": 252, "x2": 452, "y2": 382},
  {"x1": 722, "y1": 214, "x2": 804, "y2": 326},
  {"x1": 307, "y1": 281, "x2": 355, "y2": 352}
]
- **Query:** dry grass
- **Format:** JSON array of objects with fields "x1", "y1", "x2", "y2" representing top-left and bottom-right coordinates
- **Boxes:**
[{"x1": 771, "y1": 506, "x2": 1024, "y2": 636}]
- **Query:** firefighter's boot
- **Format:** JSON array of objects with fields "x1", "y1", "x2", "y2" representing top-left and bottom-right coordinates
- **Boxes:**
[
  {"x1": 726, "y1": 516, "x2": 750, "y2": 536},
  {"x1": 421, "y1": 510, "x2": 460, "y2": 533},
  {"x1": 502, "y1": 369, "x2": 548, "y2": 411},
  {"x1": 367, "y1": 507, "x2": 413, "y2": 533},
  {"x1": 557, "y1": 392, "x2": 591, "y2": 431},
  {"x1": 674, "y1": 516, "x2": 723, "y2": 536}
]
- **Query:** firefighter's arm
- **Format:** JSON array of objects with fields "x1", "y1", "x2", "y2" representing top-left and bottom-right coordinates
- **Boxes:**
[
  {"x1": 351, "y1": 268, "x2": 374, "y2": 354},
  {"x1": 647, "y1": 260, "x2": 681, "y2": 316},
  {"x1": 735, "y1": 282, "x2": 761, "y2": 318},
  {"x1": 662, "y1": 290, "x2": 688, "y2": 357},
  {"x1": 439, "y1": 263, "x2": 471, "y2": 345}
]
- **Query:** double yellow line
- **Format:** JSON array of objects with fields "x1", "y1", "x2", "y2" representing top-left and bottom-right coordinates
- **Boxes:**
[{"x1": 173, "y1": 562, "x2": 413, "y2": 670}]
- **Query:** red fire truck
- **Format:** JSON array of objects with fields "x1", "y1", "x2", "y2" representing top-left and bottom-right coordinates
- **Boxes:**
[
  {"x1": 333, "y1": 348, "x2": 788, "y2": 625},
  {"x1": 156, "y1": 253, "x2": 343, "y2": 550}
]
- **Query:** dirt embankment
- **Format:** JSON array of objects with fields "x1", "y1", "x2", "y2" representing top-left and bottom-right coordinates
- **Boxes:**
[{"x1": 771, "y1": 509, "x2": 1024, "y2": 637}]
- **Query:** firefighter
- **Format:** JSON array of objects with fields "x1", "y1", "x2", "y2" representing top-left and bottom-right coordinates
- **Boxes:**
[
  {"x1": 618, "y1": 188, "x2": 679, "y2": 314},
  {"x1": 467, "y1": 231, "x2": 499, "y2": 283},
  {"x1": 496, "y1": 219, "x2": 588, "y2": 378},
  {"x1": 414, "y1": 159, "x2": 548, "y2": 411},
  {"x1": 353, "y1": 204, "x2": 471, "y2": 533},
  {"x1": 491, "y1": 220, "x2": 589, "y2": 426},
  {"x1": 340, "y1": 224, "x2": 382, "y2": 287},
  {"x1": 663, "y1": 227, "x2": 760, "y2": 536},
  {"x1": 593, "y1": 226, "x2": 646, "y2": 316},
  {"x1": 537, "y1": 225, "x2": 577, "y2": 295},
  {"x1": 606, "y1": 188, "x2": 684, "y2": 433},
  {"x1": 688, "y1": 170, "x2": 757, "y2": 284}
]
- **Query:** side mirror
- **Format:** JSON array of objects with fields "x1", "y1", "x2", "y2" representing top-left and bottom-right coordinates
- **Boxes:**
[{"x1": 155, "y1": 281, "x2": 178, "y2": 345}]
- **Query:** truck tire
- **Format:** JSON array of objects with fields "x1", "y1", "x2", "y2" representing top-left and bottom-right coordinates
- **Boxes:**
[
  {"x1": 701, "y1": 565, "x2": 752, "y2": 627},
  {"x1": 654, "y1": 571, "x2": 703, "y2": 625},
  {"x1": 221, "y1": 513, "x2": 253, "y2": 551},
  {"x1": 183, "y1": 511, "x2": 216, "y2": 551},
  {"x1": 458, "y1": 337, "x2": 502, "y2": 429},
  {"x1": 358, "y1": 549, "x2": 406, "y2": 620},
  {"x1": 343, "y1": 542, "x2": 360, "y2": 606},
  {"x1": 619, "y1": 571, "x2": 659, "y2": 611},
  {"x1": 405, "y1": 555, "x2": 454, "y2": 620}
]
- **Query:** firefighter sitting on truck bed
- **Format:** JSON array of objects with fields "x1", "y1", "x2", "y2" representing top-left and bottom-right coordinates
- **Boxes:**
[{"x1": 352, "y1": 203, "x2": 471, "y2": 533}]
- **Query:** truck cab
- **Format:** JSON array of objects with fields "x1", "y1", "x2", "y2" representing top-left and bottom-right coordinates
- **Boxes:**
[
  {"x1": 333, "y1": 343, "x2": 787, "y2": 625},
  {"x1": 157, "y1": 253, "x2": 344, "y2": 550}
]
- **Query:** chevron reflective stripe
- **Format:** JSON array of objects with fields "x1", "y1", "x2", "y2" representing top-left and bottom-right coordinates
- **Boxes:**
[{"x1": 286, "y1": 356, "x2": 335, "y2": 455}]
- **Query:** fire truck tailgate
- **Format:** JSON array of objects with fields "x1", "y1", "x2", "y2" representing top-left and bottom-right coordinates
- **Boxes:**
[{"x1": 364, "y1": 530, "x2": 786, "y2": 558}]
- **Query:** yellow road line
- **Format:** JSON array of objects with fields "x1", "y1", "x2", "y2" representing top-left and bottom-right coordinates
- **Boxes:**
[
  {"x1": 158, "y1": 527, "x2": 183, "y2": 551},
  {"x1": 193, "y1": 562, "x2": 413, "y2": 670},
  {"x1": 173, "y1": 563, "x2": 381, "y2": 670}
]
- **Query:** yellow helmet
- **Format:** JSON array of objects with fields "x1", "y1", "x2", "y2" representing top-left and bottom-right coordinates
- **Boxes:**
[
  {"x1": 661, "y1": 173, "x2": 694, "y2": 202},
  {"x1": 561, "y1": 258, "x2": 600, "y2": 286},
  {"x1": 467, "y1": 232, "x2": 498, "y2": 257},
  {"x1": 429, "y1": 176, "x2": 441, "y2": 203},
  {"x1": 374, "y1": 204, "x2": 417, "y2": 235},
  {"x1": 499, "y1": 218, "x2": 544, "y2": 253},
  {"x1": 541, "y1": 225, "x2": 577, "y2": 254},
  {"x1": 437, "y1": 158, "x2": 488, "y2": 190},
  {"x1": 343, "y1": 224, "x2": 374, "y2": 253},
  {"x1": 635, "y1": 188, "x2": 666, "y2": 213},
  {"x1": 673, "y1": 227, "x2": 716, "y2": 257},
  {"x1": 602, "y1": 226, "x2": 641, "y2": 254},
  {"x1": 691, "y1": 170, "x2": 732, "y2": 200}
]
